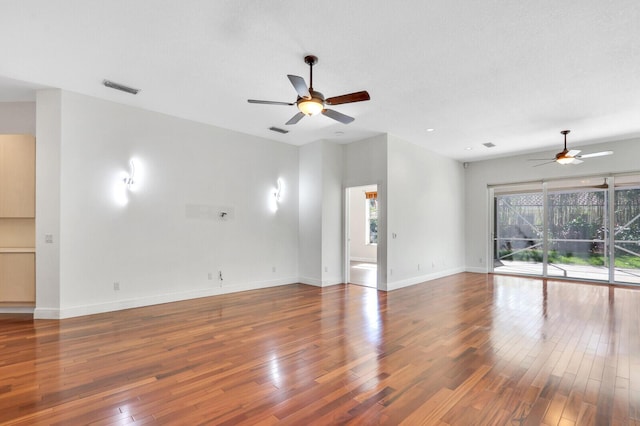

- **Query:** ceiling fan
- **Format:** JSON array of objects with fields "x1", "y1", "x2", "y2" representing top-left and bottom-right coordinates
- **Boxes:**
[
  {"x1": 247, "y1": 55, "x2": 370, "y2": 125},
  {"x1": 531, "y1": 130, "x2": 613, "y2": 166}
]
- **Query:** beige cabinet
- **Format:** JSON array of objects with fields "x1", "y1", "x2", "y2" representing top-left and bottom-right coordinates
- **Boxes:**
[
  {"x1": 0, "y1": 135, "x2": 35, "y2": 304},
  {"x1": 0, "y1": 134, "x2": 35, "y2": 217},
  {"x1": 0, "y1": 252, "x2": 35, "y2": 302}
]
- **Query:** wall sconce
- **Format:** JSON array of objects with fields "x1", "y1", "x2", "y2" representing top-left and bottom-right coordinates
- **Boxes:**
[
  {"x1": 274, "y1": 178, "x2": 283, "y2": 202},
  {"x1": 270, "y1": 178, "x2": 284, "y2": 212},
  {"x1": 123, "y1": 160, "x2": 135, "y2": 189},
  {"x1": 114, "y1": 158, "x2": 141, "y2": 207}
]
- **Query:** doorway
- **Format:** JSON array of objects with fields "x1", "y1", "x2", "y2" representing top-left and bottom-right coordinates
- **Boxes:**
[{"x1": 345, "y1": 185, "x2": 378, "y2": 288}]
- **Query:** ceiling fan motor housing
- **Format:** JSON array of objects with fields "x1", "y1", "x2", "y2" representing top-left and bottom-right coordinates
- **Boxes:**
[{"x1": 297, "y1": 90, "x2": 325, "y2": 115}]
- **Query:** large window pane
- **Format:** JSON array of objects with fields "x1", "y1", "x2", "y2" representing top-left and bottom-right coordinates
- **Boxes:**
[
  {"x1": 546, "y1": 190, "x2": 608, "y2": 281},
  {"x1": 614, "y1": 186, "x2": 640, "y2": 284},
  {"x1": 494, "y1": 192, "x2": 544, "y2": 276}
]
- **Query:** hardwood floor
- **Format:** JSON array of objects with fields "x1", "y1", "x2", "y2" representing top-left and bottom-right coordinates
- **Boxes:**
[{"x1": 1, "y1": 273, "x2": 639, "y2": 425}]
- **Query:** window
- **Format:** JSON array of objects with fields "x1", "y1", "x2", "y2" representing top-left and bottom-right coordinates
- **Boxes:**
[
  {"x1": 365, "y1": 192, "x2": 378, "y2": 245},
  {"x1": 492, "y1": 175, "x2": 640, "y2": 284}
]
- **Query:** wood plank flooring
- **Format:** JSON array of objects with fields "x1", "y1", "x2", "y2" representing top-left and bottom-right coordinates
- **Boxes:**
[{"x1": 0, "y1": 273, "x2": 639, "y2": 425}]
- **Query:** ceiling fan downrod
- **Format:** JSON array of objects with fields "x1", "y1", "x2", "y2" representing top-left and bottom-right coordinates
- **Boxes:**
[{"x1": 304, "y1": 55, "x2": 318, "y2": 90}]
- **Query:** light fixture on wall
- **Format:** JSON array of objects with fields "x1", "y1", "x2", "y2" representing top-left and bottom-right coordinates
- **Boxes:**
[
  {"x1": 274, "y1": 178, "x2": 283, "y2": 202},
  {"x1": 123, "y1": 160, "x2": 135, "y2": 188},
  {"x1": 114, "y1": 158, "x2": 142, "y2": 207},
  {"x1": 270, "y1": 178, "x2": 284, "y2": 212}
]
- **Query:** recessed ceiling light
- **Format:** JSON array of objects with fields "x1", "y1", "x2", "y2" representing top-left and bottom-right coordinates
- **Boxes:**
[
  {"x1": 426, "y1": 128, "x2": 435, "y2": 132},
  {"x1": 465, "y1": 147, "x2": 473, "y2": 151}
]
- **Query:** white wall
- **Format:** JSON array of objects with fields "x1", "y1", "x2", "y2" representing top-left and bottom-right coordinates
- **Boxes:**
[
  {"x1": 35, "y1": 91, "x2": 61, "y2": 316},
  {"x1": 464, "y1": 137, "x2": 640, "y2": 273},
  {"x1": 0, "y1": 102, "x2": 35, "y2": 134},
  {"x1": 36, "y1": 90, "x2": 299, "y2": 318},
  {"x1": 386, "y1": 135, "x2": 466, "y2": 290},
  {"x1": 298, "y1": 140, "x2": 345, "y2": 286},
  {"x1": 321, "y1": 141, "x2": 344, "y2": 285},
  {"x1": 348, "y1": 185, "x2": 377, "y2": 262},
  {"x1": 298, "y1": 142, "x2": 323, "y2": 285}
]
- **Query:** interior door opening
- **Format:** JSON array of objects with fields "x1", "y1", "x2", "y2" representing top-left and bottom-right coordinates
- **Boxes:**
[{"x1": 346, "y1": 185, "x2": 378, "y2": 288}]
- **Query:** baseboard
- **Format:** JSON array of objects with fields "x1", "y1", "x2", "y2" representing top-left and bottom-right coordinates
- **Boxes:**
[
  {"x1": 465, "y1": 266, "x2": 487, "y2": 273},
  {"x1": 386, "y1": 267, "x2": 465, "y2": 291},
  {"x1": 323, "y1": 277, "x2": 344, "y2": 286},
  {"x1": 33, "y1": 307, "x2": 61, "y2": 319},
  {"x1": 299, "y1": 276, "x2": 323, "y2": 287},
  {"x1": 35, "y1": 277, "x2": 298, "y2": 319},
  {"x1": 299, "y1": 276, "x2": 343, "y2": 287}
]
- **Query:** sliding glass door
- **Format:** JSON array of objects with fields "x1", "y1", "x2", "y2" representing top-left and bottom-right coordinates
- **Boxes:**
[
  {"x1": 494, "y1": 190, "x2": 544, "y2": 276},
  {"x1": 492, "y1": 174, "x2": 640, "y2": 285},
  {"x1": 546, "y1": 182, "x2": 608, "y2": 281},
  {"x1": 614, "y1": 176, "x2": 640, "y2": 284}
]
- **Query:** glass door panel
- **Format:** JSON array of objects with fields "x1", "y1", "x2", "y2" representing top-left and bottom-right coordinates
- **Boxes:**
[
  {"x1": 546, "y1": 189, "x2": 608, "y2": 281},
  {"x1": 494, "y1": 192, "x2": 544, "y2": 276},
  {"x1": 614, "y1": 183, "x2": 640, "y2": 284}
]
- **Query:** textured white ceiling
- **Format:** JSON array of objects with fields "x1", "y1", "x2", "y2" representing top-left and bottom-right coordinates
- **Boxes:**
[{"x1": 1, "y1": 1, "x2": 639, "y2": 161}]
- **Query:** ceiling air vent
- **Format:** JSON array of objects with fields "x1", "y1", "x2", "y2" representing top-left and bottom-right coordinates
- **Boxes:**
[
  {"x1": 483, "y1": 142, "x2": 496, "y2": 148},
  {"x1": 269, "y1": 126, "x2": 289, "y2": 134},
  {"x1": 102, "y1": 79, "x2": 140, "y2": 95}
]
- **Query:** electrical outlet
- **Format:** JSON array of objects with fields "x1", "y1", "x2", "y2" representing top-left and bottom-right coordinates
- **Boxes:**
[
  {"x1": 324, "y1": 266, "x2": 328, "y2": 272},
  {"x1": 208, "y1": 272, "x2": 213, "y2": 280},
  {"x1": 390, "y1": 268, "x2": 393, "y2": 275},
  {"x1": 272, "y1": 266, "x2": 276, "y2": 273},
  {"x1": 113, "y1": 282, "x2": 120, "y2": 291},
  {"x1": 479, "y1": 258, "x2": 483, "y2": 264},
  {"x1": 418, "y1": 263, "x2": 421, "y2": 270},
  {"x1": 45, "y1": 234, "x2": 53, "y2": 244}
]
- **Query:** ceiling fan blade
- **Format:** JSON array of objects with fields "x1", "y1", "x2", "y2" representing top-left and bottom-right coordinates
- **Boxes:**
[
  {"x1": 287, "y1": 75, "x2": 310, "y2": 99},
  {"x1": 285, "y1": 112, "x2": 305, "y2": 125},
  {"x1": 325, "y1": 91, "x2": 371, "y2": 105},
  {"x1": 248, "y1": 99, "x2": 294, "y2": 106},
  {"x1": 568, "y1": 158, "x2": 584, "y2": 165},
  {"x1": 577, "y1": 151, "x2": 613, "y2": 159},
  {"x1": 533, "y1": 160, "x2": 557, "y2": 167},
  {"x1": 566, "y1": 149, "x2": 581, "y2": 157},
  {"x1": 528, "y1": 158, "x2": 554, "y2": 161},
  {"x1": 322, "y1": 109, "x2": 355, "y2": 124}
]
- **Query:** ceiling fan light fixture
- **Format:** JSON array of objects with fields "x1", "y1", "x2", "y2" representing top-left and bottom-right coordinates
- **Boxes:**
[
  {"x1": 556, "y1": 156, "x2": 573, "y2": 165},
  {"x1": 297, "y1": 98, "x2": 324, "y2": 116}
]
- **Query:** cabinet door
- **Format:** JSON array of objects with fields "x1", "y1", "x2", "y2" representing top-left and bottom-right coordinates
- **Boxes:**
[
  {"x1": 0, "y1": 135, "x2": 36, "y2": 218},
  {"x1": 0, "y1": 253, "x2": 35, "y2": 302}
]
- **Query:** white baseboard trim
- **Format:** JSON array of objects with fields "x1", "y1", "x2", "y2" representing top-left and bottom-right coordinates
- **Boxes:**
[
  {"x1": 33, "y1": 307, "x2": 61, "y2": 319},
  {"x1": 386, "y1": 267, "x2": 465, "y2": 291},
  {"x1": 35, "y1": 277, "x2": 298, "y2": 319},
  {"x1": 350, "y1": 257, "x2": 377, "y2": 263},
  {"x1": 299, "y1": 276, "x2": 323, "y2": 287},
  {"x1": 298, "y1": 276, "x2": 343, "y2": 287},
  {"x1": 323, "y1": 277, "x2": 344, "y2": 286}
]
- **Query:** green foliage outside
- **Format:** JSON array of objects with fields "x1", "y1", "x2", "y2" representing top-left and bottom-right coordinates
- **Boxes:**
[{"x1": 498, "y1": 248, "x2": 640, "y2": 268}]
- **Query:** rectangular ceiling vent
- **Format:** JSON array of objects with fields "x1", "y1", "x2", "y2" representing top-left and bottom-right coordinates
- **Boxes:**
[
  {"x1": 269, "y1": 126, "x2": 289, "y2": 134},
  {"x1": 483, "y1": 142, "x2": 496, "y2": 148},
  {"x1": 102, "y1": 79, "x2": 140, "y2": 95}
]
